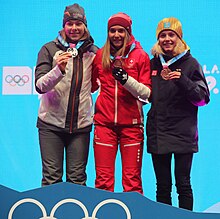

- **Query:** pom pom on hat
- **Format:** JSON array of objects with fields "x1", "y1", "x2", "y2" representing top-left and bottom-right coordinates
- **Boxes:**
[
  {"x1": 63, "y1": 3, "x2": 87, "y2": 27},
  {"x1": 108, "y1": 12, "x2": 132, "y2": 35}
]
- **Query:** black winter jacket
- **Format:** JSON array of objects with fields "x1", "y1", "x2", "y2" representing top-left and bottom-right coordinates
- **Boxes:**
[{"x1": 146, "y1": 51, "x2": 210, "y2": 154}]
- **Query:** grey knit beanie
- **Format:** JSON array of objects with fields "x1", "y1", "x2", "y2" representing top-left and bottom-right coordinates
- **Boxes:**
[{"x1": 63, "y1": 3, "x2": 87, "y2": 27}]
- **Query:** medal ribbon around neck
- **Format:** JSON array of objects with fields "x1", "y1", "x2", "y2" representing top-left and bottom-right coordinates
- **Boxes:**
[
  {"x1": 159, "y1": 50, "x2": 187, "y2": 68},
  {"x1": 110, "y1": 42, "x2": 136, "y2": 61},
  {"x1": 58, "y1": 33, "x2": 84, "y2": 57}
]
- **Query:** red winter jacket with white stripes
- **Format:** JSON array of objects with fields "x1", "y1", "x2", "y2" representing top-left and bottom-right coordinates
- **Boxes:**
[{"x1": 92, "y1": 38, "x2": 151, "y2": 126}]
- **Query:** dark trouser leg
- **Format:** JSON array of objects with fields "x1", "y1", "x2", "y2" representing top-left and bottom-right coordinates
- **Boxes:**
[
  {"x1": 152, "y1": 154, "x2": 172, "y2": 205},
  {"x1": 39, "y1": 129, "x2": 64, "y2": 186},
  {"x1": 65, "y1": 132, "x2": 90, "y2": 185},
  {"x1": 174, "y1": 153, "x2": 193, "y2": 211}
]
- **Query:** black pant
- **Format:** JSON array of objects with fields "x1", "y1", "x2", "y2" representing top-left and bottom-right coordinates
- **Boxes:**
[
  {"x1": 39, "y1": 129, "x2": 90, "y2": 186},
  {"x1": 151, "y1": 153, "x2": 193, "y2": 210}
]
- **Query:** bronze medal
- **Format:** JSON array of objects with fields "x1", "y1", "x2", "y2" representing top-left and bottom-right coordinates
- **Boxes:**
[{"x1": 161, "y1": 67, "x2": 171, "y2": 80}]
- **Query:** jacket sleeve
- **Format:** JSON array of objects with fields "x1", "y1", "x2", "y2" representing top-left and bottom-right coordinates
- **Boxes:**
[
  {"x1": 91, "y1": 50, "x2": 101, "y2": 93},
  {"x1": 175, "y1": 63, "x2": 210, "y2": 106},
  {"x1": 123, "y1": 51, "x2": 152, "y2": 102},
  {"x1": 35, "y1": 45, "x2": 64, "y2": 94}
]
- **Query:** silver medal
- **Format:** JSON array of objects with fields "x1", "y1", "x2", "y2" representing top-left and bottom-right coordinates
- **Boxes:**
[{"x1": 67, "y1": 47, "x2": 78, "y2": 58}]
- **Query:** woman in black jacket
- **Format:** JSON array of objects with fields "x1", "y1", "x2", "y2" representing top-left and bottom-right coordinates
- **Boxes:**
[{"x1": 146, "y1": 17, "x2": 210, "y2": 210}]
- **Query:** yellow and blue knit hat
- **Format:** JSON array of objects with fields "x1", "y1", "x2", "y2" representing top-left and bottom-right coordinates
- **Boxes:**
[{"x1": 156, "y1": 17, "x2": 183, "y2": 39}]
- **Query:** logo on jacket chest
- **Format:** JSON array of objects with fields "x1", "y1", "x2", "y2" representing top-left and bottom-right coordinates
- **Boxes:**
[
  {"x1": 126, "y1": 58, "x2": 135, "y2": 67},
  {"x1": 152, "y1": 70, "x2": 158, "y2": 76}
]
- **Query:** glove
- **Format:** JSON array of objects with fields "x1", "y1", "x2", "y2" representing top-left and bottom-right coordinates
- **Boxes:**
[{"x1": 112, "y1": 67, "x2": 128, "y2": 85}]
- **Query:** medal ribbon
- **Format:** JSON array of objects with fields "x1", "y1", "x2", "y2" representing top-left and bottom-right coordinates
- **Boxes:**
[
  {"x1": 110, "y1": 42, "x2": 136, "y2": 60},
  {"x1": 159, "y1": 50, "x2": 187, "y2": 68},
  {"x1": 58, "y1": 33, "x2": 84, "y2": 49},
  {"x1": 69, "y1": 41, "x2": 84, "y2": 49}
]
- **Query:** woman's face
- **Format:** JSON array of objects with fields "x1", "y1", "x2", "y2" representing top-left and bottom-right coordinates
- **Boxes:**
[
  {"x1": 158, "y1": 30, "x2": 179, "y2": 55},
  {"x1": 64, "y1": 20, "x2": 85, "y2": 43},
  {"x1": 108, "y1": 25, "x2": 126, "y2": 49}
]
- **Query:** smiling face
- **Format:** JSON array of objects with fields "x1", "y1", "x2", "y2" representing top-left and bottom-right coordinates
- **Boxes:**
[
  {"x1": 158, "y1": 30, "x2": 179, "y2": 56},
  {"x1": 108, "y1": 25, "x2": 126, "y2": 49},
  {"x1": 64, "y1": 20, "x2": 85, "y2": 43}
]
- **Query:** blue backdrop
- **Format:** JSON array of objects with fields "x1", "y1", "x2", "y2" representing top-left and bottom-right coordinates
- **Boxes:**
[{"x1": 1, "y1": 0, "x2": 220, "y2": 213}]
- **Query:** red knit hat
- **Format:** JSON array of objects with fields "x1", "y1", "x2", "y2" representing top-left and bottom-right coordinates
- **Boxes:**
[{"x1": 108, "y1": 12, "x2": 132, "y2": 35}]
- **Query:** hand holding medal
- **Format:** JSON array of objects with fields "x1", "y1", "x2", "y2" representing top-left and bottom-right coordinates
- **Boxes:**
[
  {"x1": 159, "y1": 52, "x2": 186, "y2": 81},
  {"x1": 56, "y1": 52, "x2": 72, "y2": 72},
  {"x1": 56, "y1": 42, "x2": 80, "y2": 73},
  {"x1": 161, "y1": 66, "x2": 182, "y2": 81},
  {"x1": 168, "y1": 69, "x2": 182, "y2": 80}
]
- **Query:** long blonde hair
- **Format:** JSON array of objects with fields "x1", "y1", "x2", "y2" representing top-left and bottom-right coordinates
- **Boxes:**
[
  {"x1": 151, "y1": 37, "x2": 189, "y2": 57},
  {"x1": 102, "y1": 29, "x2": 131, "y2": 70}
]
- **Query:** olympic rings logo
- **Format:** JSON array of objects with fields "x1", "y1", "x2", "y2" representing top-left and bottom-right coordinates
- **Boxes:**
[
  {"x1": 5, "y1": 74, "x2": 29, "y2": 87},
  {"x1": 8, "y1": 198, "x2": 131, "y2": 219}
]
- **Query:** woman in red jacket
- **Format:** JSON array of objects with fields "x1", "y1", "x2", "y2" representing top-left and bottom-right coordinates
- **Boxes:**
[{"x1": 92, "y1": 12, "x2": 151, "y2": 194}]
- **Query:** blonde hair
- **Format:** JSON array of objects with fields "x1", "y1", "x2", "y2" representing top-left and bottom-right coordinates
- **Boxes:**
[
  {"x1": 60, "y1": 23, "x2": 90, "y2": 42},
  {"x1": 151, "y1": 37, "x2": 189, "y2": 57},
  {"x1": 102, "y1": 29, "x2": 131, "y2": 70}
]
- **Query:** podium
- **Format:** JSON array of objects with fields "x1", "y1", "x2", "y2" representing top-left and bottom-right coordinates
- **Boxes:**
[{"x1": 1, "y1": 182, "x2": 219, "y2": 219}]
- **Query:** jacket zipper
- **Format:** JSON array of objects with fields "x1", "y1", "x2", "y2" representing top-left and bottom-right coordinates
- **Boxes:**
[
  {"x1": 69, "y1": 58, "x2": 79, "y2": 133},
  {"x1": 114, "y1": 80, "x2": 118, "y2": 125}
]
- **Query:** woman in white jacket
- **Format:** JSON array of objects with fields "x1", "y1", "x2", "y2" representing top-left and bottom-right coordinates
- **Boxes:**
[{"x1": 35, "y1": 3, "x2": 97, "y2": 186}]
